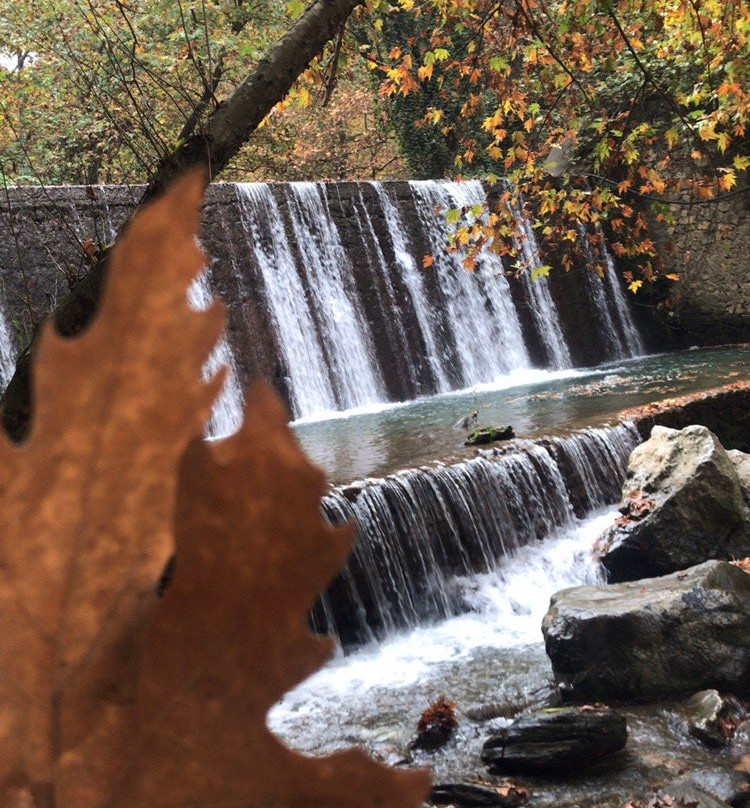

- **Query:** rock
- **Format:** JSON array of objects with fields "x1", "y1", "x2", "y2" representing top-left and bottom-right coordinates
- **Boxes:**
[
  {"x1": 684, "y1": 690, "x2": 748, "y2": 747},
  {"x1": 465, "y1": 426, "x2": 515, "y2": 446},
  {"x1": 464, "y1": 703, "x2": 519, "y2": 722},
  {"x1": 454, "y1": 411, "x2": 479, "y2": 430},
  {"x1": 729, "y1": 449, "x2": 750, "y2": 506},
  {"x1": 733, "y1": 718, "x2": 750, "y2": 758},
  {"x1": 430, "y1": 783, "x2": 528, "y2": 807},
  {"x1": 686, "y1": 690, "x2": 730, "y2": 747},
  {"x1": 481, "y1": 707, "x2": 627, "y2": 775},
  {"x1": 542, "y1": 561, "x2": 750, "y2": 701},
  {"x1": 410, "y1": 724, "x2": 453, "y2": 751},
  {"x1": 659, "y1": 768, "x2": 750, "y2": 808},
  {"x1": 598, "y1": 425, "x2": 750, "y2": 582}
]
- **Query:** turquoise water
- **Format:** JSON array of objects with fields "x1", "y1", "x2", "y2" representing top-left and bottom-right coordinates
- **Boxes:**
[{"x1": 293, "y1": 346, "x2": 750, "y2": 483}]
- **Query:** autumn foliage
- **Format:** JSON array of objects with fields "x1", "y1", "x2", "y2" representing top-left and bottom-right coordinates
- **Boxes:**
[
  {"x1": 368, "y1": 0, "x2": 750, "y2": 285},
  {"x1": 0, "y1": 170, "x2": 431, "y2": 808}
]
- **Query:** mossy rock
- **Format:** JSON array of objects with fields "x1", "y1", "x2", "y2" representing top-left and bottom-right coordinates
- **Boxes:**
[{"x1": 465, "y1": 426, "x2": 514, "y2": 446}]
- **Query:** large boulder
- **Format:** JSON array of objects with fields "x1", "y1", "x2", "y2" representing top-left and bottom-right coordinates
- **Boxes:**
[
  {"x1": 481, "y1": 707, "x2": 627, "y2": 775},
  {"x1": 598, "y1": 425, "x2": 750, "y2": 582},
  {"x1": 542, "y1": 561, "x2": 750, "y2": 701},
  {"x1": 729, "y1": 449, "x2": 750, "y2": 507}
]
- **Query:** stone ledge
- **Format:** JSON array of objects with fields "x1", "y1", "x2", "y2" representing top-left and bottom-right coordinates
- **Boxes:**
[{"x1": 621, "y1": 379, "x2": 750, "y2": 451}]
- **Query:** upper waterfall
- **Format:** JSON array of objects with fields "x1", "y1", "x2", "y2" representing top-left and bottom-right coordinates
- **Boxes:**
[
  {"x1": 0, "y1": 180, "x2": 647, "y2": 432},
  {"x1": 222, "y1": 180, "x2": 644, "y2": 426}
]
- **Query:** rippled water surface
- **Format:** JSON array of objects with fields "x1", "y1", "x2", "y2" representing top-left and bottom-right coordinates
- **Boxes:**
[{"x1": 293, "y1": 346, "x2": 750, "y2": 483}]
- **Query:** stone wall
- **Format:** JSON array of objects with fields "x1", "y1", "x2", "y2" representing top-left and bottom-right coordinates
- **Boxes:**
[
  {"x1": 648, "y1": 181, "x2": 750, "y2": 344},
  {"x1": 0, "y1": 181, "x2": 657, "y2": 415},
  {"x1": 625, "y1": 381, "x2": 750, "y2": 452}
]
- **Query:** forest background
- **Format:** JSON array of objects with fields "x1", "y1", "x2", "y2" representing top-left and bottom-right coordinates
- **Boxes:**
[{"x1": 0, "y1": 0, "x2": 748, "y2": 289}]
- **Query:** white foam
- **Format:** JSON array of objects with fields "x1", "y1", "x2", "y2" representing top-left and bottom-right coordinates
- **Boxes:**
[
  {"x1": 292, "y1": 367, "x2": 604, "y2": 426},
  {"x1": 268, "y1": 509, "x2": 613, "y2": 732}
]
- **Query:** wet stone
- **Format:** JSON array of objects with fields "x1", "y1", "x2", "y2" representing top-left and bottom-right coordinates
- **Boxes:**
[
  {"x1": 465, "y1": 426, "x2": 515, "y2": 446},
  {"x1": 481, "y1": 707, "x2": 627, "y2": 776},
  {"x1": 430, "y1": 783, "x2": 528, "y2": 808},
  {"x1": 684, "y1": 690, "x2": 748, "y2": 748}
]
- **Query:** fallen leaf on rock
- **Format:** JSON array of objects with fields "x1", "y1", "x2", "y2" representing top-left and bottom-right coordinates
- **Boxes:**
[
  {"x1": 494, "y1": 782, "x2": 531, "y2": 802},
  {"x1": 0, "y1": 170, "x2": 431, "y2": 808}
]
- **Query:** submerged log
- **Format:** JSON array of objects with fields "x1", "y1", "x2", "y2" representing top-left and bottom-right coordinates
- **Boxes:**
[{"x1": 481, "y1": 707, "x2": 627, "y2": 775}]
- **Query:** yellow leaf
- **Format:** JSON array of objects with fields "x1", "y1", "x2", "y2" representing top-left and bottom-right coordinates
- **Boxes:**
[
  {"x1": 717, "y1": 132, "x2": 731, "y2": 153},
  {"x1": 719, "y1": 170, "x2": 737, "y2": 192}
]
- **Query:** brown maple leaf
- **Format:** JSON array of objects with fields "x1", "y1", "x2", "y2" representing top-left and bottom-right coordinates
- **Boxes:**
[
  {"x1": 60, "y1": 383, "x2": 431, "y2": 808},
  {"x1": 0, "y1": 170, "x2": 224, "y2": 807},
  {"x1": 0, "y1": 171, "x2": 431, "y2": 808}
]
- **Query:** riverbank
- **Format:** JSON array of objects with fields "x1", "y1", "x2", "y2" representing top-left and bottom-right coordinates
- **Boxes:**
[{"x1": 270, "y1": 381, "x2": 750, "y2": 807}]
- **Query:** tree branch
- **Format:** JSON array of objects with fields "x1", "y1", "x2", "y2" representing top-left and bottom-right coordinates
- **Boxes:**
[
  {"x1": 140, "y1": 0, "x2": 364, "y2": 203},
  {"x1": 0, "y1": 0, "x2": 365, "y2": 441}
]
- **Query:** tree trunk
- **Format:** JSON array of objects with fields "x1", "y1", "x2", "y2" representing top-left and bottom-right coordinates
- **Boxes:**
[{"x1": 0, "y1": 0, "x2": 363, "y2": 442}]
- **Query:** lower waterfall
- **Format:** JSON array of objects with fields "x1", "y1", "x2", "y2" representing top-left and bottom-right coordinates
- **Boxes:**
[{"x1": 312, "y1": 421, "x2": 640, "y2": 646}]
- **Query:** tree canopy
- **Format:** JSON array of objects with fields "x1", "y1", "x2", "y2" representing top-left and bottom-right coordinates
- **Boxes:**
[
  {"x1": 1, "y1": 0, "x2": 747, "y2": 286},
  {"x1": 366, "y1": 0, "x2": 749, "y2": 284}
]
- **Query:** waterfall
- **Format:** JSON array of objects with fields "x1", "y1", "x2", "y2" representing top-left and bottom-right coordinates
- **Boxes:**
[
  {"x1": 601, "y1": 243, "x2": 645, "y2": 356},
  {"x1": 283, "y1": 182, "x2": 385, "y2": 411},
  {"x1": 0, "y1": 180, "x2": 647, "y2": 418},
  {"x1": 409, "y1": 180, "x2": 530, "y2": 387},
  {"x1": 235, "y1": 183, "x2": 338, "y2": 415},
  {"x1": 345, "y1": 187, "x2": 422, "y2": 394},
  {"x1": 313, "y1": 422, "x2": 640, "y2": 645},
  {"x1": 578, "y1": 225, "x2": 645, "y2": 360},
  {"x1": 512, "y1": 213, "x2": 573, "y2": 369},
  {"x1": 187, "y1": 271, "x2": 245, "y2": 437},
  {"x1": 369, "y1": 182, "x2": 451, "y2": 393}
]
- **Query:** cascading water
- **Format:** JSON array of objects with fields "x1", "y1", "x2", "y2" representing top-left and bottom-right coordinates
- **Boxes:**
[
  {"x1": 313, "y1": 421, "x2": 640, "y2": 645},
  {"x1": 235, "y1": 183, "x2": 339, "y2": 415},
  {"x1": 0, "y1": 179, "x2": 646, "y2": 423},
  {"x1": 601, "y1": 242, "x2": 646, "y2": 356},
  {"x1": 283, "y1": 182, "x2": 385, "y2": 411},
  {"x1": 512, "y1": 213, "x2": 572, "y2": 369},
  {"x1": 409, "y1": 180, "x2": 530, "y2": 386},
  {"x1": 578, "y1": 224, "x2": 645, "y2": 360},
  {"x1": 344, "y1": 186, "x2": 422, "y2": 394},
  {"x1": 369, "y1": 182, "x2": 451, "y2": 393},
  {"x1": 187, "y1": 272, "x2": 244, "y2": 437}
]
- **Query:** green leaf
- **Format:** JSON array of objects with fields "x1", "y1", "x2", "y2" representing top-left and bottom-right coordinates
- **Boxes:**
[
  {"x1": 489, "y1": 56, "x2": 509, "y2": 72},
  {"x1": 286, "y1": 1, "x2": 305, "y2": 19}
]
